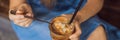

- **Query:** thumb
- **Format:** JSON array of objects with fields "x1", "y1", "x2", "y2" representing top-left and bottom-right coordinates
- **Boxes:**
[
  {"x1": 16, "y1": 6, "x2": 25, "y2": 15},
  {"x1": 69, "y1": 22, "x2": 81, "y2": 39}
]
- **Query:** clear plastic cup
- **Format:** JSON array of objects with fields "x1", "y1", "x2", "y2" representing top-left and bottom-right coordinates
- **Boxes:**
[{"x1": 49, "y1": 16, "x2": 75, "y2": 40}]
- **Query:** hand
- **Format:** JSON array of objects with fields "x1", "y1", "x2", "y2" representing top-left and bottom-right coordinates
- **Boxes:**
[
  {"x1": 9, "y1": 3, "x2": 33, "y2": 27},
  {"x1": 61, "y1": 14, "x2": 81, "y2": 40},
  {"x1": 69, "y1": 22, "x2": 81, "y2": 40}
]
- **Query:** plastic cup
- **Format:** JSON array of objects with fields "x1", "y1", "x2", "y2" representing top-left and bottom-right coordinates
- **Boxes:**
[{"x1": 49, "y1": 16, "x2": 75, "y2": 40}]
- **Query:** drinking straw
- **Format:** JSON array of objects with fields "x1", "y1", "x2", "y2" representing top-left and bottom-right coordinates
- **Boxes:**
[{"x1": 69, "y1": 0, "x2": 84, "y2": 24}]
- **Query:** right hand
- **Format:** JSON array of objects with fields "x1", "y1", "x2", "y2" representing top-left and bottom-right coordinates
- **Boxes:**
[{"x1": 9, "y1": 3, "x2": 34, "y2": 27}]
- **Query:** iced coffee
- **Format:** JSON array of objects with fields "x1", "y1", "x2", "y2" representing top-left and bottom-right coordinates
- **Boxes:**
[{"x1": 49, "y1": 16, "x2": 75, "y2": 40}]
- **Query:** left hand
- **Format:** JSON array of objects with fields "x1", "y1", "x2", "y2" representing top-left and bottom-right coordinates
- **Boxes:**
[
  {"x1": 9, "y1": 3, "x2": 34, "y2": 27},
  {"x1": 61, "y1": 14, "x2": 81, "y2": 40}
]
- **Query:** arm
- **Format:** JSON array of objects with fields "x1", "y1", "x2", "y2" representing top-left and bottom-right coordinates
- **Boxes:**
[
  {"x1": 10, "y1": 0, "x2": 26, "y2": 9},
  {"x1": 77, "y1": 0, "x2": 104, "y2": 24},
  {"x1": 67, "y1": 0, "x2": 104, "y2": 40}
]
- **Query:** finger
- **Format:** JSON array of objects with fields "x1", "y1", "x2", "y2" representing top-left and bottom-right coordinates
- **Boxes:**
[
  {"x1": 52, "y1": 38, "x2": 55, "y2": 40},
  {"x1": 16, "y1": 8, "x2": 24, "y2": 15},
  {"x1": 9, "y1": 10, "x2": 16, "y2": 20},
  {"x1": 69, "y1": 34, "x2": 79, "y2": 39},
  {"x1": 9, "y1": 9, "x2": 17, "y2": 15},
  {"x1": 74, "y1": 22, "x2": 81, "y2": 35},
  {"x1": 9, "y1": 14, "x2": 24, "y2": 21},
  {"x1": 18, "y1": 4, "x2": 33, "y2": 15},
  {"x1": 19, "y1": 20, "x2": 29, "y2": 27},
  {"x1": 69, "y1": 22, "x2": 81, "y2": 39},
  {"x1": 11, "y1": 15, "x2": 25, "y2": 21},
  {"x1": 26, "y1": 13, "x2": 33, "y2": 17},
  {"x1": 18, "y1": 21, "x2": 26, "y2": 27},
  {"x1": 15, "y1": 15, "x2": 24, "y2": 19},
  {"x1": 14, "y1": 18, "x2": 32, "y2": 27},
  {"x1": 9, "y1": 14, "x2": 15, "y2": 20},
  {"x1": 69, "y1": 37, "x2": 79, "y2": 40},
  {"x1": 14, "y1": 19, "x2": 25, "y2": 26},
  {"x1": 24, "y1": 19, "x2": 33, "y2": 27},
  {"x1": 23, "y1": 18, "x2": 33, "y2": 27},
  {"x1": 20, "y1": 4, "x2": 33, "y2": 18},
  {"x1": 16, "y1": 10, "x2": 24, "y2": 15},
  {"x1": 14, "y1": 18, "x2": 28, "y2": 24},
  {"x1": 12, "y1": 17, "x2": 32, "y2": 27}
]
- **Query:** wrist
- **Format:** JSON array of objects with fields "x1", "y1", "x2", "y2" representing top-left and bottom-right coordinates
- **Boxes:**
[{"x1": 9, "y1": 0, "x2": 27, "y2": 9}]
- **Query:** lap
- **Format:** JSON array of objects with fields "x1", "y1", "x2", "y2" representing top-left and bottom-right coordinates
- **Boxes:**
[{"x1": 87, "y1": 25, "x2": 107, "y2": 40}]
